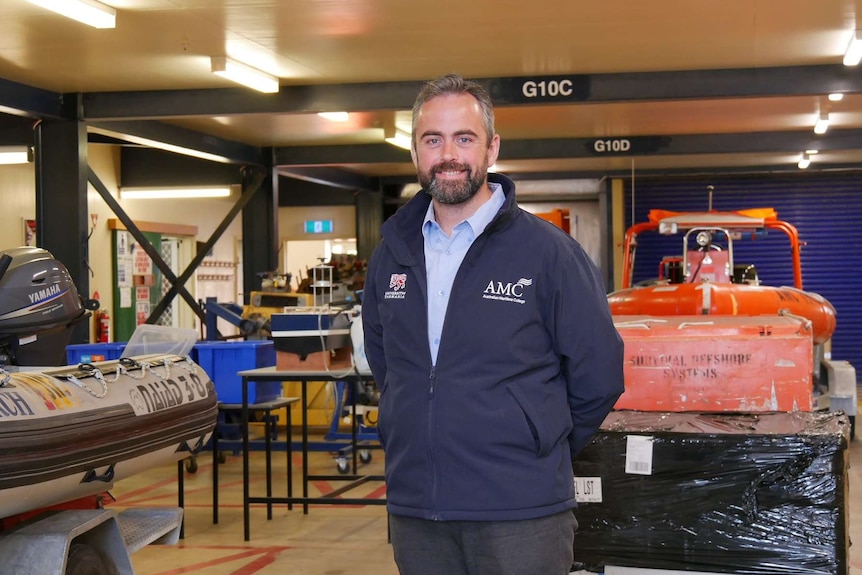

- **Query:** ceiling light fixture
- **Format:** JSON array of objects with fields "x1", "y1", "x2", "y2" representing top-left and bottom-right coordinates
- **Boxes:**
[
  {"x1": 0, "y1": 146, "x2": 31, "y2": 165},
  {"x1": 844, "y1": 29, "x2": 862, "y2": 66},
  {"x1": 89, "y1": 127, "x2": 233, "y2": 163},
  {"x1": 120, "y1": 186, "x2": 232, "y2": 200},
  {"x1": 211, "y1": 56, "x2": 279, "y2": 94},
  {"x1": 813, "y1": 112, "x2": 830, "y2": 134},
  {"x1": 384, "y1": 128, "x2": 412, "y2": 151},
  {"x1": 797, "y1": 153, "x2": 811, "y2": 169},
  {"x1": 26, "y1": 0, "x2": 116, "y2": 29},
  {"x1": 318, "y1": 112, "x2": 349, "y2": 122}
]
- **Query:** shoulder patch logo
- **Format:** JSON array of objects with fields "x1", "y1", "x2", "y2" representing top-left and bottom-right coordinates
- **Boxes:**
[
  {"x1": 385, "y1": 273, "x2": 408, "y2": 299},
  {"x1": 482, "y1": 277, "x2": 532, "y2": 304},
  {"x1": 389, "y1": 274, "x2": 407, "y2": 291}
]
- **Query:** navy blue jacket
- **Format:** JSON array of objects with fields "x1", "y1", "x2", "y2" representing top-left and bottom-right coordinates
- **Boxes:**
[{"x1": 362, "y1": 173, "x2": 624, "y2": 521}]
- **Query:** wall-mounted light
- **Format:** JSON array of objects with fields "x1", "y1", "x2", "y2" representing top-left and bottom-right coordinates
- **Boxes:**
[
  {"x1": 384, "y1": 127, "x2": 412, "y2": 151},
  {"x1": 844, "y1": 29, "x2": 862, "y2": 66},
  {"x1": 813, "y1": 112, "x2": 830, "y2": 134},
  {"x1": 828, "y1": 92, "x2": 845, "y2": 102},
  {"x1": 211, "y1": 56, "x2": 279, "y2": 94},
  {"x1": 318, "y1": 112, "x2": 349, "y2": 122},
  {"x1": 120, "y1": 186, "x2": 232, "y2": 200},
  {"x1": 797, "y1": 153, "x2": 811, "y2": 169},
  {"x1": 0, "y1": 146, "x2": 32, "y2": 165},
  {"x1": 26, "y1": 0, "x2": 116, "y2": 29}
]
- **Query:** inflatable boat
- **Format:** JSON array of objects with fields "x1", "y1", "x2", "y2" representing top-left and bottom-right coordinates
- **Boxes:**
[
  {"x1": 0, "y1": 246, "x2": 217, "y2": 520},
  {"x1": 0, "y1": 354, "x2": 217, "y2": 519}
]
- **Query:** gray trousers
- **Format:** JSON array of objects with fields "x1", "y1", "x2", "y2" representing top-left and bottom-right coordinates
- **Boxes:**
[{"x1": 389, "y1": 511, "x2": 577, "y2": 575}]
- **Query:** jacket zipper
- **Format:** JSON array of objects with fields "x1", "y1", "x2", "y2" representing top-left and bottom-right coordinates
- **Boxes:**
[{"x1": 428, "y1": 365, "x2": 439, "y2": 519}]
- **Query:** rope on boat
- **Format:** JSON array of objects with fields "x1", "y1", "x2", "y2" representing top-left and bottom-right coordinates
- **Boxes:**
[{"x1": 60, "y1": 364, "x2": 109, "y2": 398}]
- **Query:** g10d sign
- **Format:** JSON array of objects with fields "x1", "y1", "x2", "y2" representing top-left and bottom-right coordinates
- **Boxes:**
[{"x1": 585, "y1": 136, "x2": 672, "y2": 156}]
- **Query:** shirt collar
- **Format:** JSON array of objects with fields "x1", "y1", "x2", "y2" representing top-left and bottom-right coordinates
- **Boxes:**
[{"x1": 422, "y1": 182, "x2": 505, "y2": 237}]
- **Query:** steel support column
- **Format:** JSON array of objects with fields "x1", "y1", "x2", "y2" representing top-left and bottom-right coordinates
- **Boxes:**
[
  {"x1": 34, "y1": 118, "x2": 90, "y2": 342},
  {"x1": 241, "y1": 160, "x2": 278, "y2": 300}
]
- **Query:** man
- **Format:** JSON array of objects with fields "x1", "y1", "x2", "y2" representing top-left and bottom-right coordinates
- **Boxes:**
[{"x1": 362, "y1": 73, "x2": 625, "y2": 575}]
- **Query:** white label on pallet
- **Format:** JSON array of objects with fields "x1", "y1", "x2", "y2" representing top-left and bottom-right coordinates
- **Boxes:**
[
  {"x1": 625, "y1": 435, "x2": 654, "y2": 475},
  {"x1": 573, "y1": 476, "x2": 603, "y2": 503}
]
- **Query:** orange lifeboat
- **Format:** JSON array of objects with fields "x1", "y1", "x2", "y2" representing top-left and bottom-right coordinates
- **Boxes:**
[
  {"x1": 610, "y1": 207, "x2": 837, "y2": 345},
  {"x1": 607, "y1": 282, "x2": 836, "y2": 344}
]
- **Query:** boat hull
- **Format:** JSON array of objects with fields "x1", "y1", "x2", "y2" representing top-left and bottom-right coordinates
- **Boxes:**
[
  {"x1": 0, "y1": 355, "x2": 217, "y2": 519},
  {"x1": 607, "y1": 282, "x2": 836, "y2": 345}
]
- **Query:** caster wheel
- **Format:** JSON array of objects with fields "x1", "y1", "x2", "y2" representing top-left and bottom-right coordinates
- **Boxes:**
[
  {"x1": 185, "y1": 457, "x2": 198, "y2": 474},
  {"x1": 359, "y1": 449, "x2": 372, "y2": 464},
  {"x1": 336, "y1": 459, "x2": 350, "y2": 475}
]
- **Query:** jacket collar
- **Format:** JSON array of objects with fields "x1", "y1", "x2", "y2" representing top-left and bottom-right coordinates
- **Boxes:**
[{"x1": 383, "y1": 172, "x2": 518, "y2": 248}]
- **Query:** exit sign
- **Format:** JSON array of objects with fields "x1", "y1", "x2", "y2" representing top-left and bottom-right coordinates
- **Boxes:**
[{"x1": 304, "y1": 220, "x2": 333, "y2": 234}]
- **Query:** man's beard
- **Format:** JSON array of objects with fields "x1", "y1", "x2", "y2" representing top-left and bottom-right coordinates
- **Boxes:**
[{"x1": 419, "y1": 158, "x2": 488, "y2": 205}]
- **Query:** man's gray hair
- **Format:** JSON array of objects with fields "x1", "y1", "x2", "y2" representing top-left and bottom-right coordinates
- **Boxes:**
[{"x1": 411, "y1": 73, "x2": 496, "y2": 146}]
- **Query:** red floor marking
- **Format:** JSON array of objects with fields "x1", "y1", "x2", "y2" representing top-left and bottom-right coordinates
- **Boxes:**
[
  {"x1": 145, "y1": 546, "x2": 289, "y2": 575},
  {"x1": 366, "y1": 484, "x2": 387, "y2": 499},
  {"x1": 312, "y1": 480, "x2": 333, "y2": 494}
]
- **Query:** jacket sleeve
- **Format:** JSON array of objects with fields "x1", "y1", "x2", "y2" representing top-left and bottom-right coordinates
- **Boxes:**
[
  {"x1": 361, "y1": 245, "x2": 387, "y2": 387},
  {"x1": 553, "y1": 243, "x2": 625, "y2": 460}
]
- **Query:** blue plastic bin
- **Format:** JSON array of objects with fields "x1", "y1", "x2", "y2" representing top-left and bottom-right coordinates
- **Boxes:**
[
  {"x1": 193, "y1": 340, "x2": 278, "y2": 404},
  {"x1": 66, "y1": 342, "x2": 128, "y2": 364}
]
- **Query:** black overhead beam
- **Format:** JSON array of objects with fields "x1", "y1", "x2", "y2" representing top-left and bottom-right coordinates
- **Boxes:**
[
  {"x1": 275, "y1": 143, "x2": 409, "y2": 166},
  {"x1": 274, "y1": 129, "x2": 862, "y2": 166},
  {"x1": 0, "y1": 77, "x2": 65, "y2": 119},
  {"x1": 380, "y1": 162, "x2": 862, "y2": 189},
  {"x1": 278, "y1": 166, "x2": 380, "y2": 191},
  {"x1": 88, "y1": 119, "x2": 264, "y2": 166},
  {"x1": 0, "y1": 115, "x2": 37, "y2": 144},
  {"x1": 80, "y1": 65, "x2": 862, "y2": 119}
]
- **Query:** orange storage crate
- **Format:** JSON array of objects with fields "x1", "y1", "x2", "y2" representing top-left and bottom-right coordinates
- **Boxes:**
[{"x1": 613, "y1": 315, "x2": 814, "y2": 412}]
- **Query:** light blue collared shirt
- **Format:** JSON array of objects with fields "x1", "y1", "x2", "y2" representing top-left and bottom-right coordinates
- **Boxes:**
[{"x1": 422, "y1": 183, "x2": 505, "y2": 364}]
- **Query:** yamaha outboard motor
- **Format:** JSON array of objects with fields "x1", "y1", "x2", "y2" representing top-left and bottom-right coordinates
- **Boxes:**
[{"x1": 0, "y1": 247, "x2": 89, "y2": 367}]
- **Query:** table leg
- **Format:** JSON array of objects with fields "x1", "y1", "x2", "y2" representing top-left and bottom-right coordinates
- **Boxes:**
[
  {"x1": 265, "y1": 408, "x2": 273, "y2": 519},
  {"x1": 212, "y1": 425, "x2": 219, "y2": 524},
  {"x1": 302, "y1": 378, "x2": 309, "y2": 514},
  {"x1": 287, "y1": 402, "x2": 293, "y2": 511},
  {"x1": 242, "y1": 377, "x2": 250, "y2": 541}
]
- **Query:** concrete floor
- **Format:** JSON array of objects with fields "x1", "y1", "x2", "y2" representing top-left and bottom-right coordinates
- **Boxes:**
[{"x1": 113, "y1": 424, "x2": 862, "y2": 575}]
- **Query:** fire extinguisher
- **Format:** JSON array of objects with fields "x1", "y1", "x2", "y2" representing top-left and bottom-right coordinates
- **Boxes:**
[{"x1": 98, "y1": 309, "x2": 111, "y2": 343}]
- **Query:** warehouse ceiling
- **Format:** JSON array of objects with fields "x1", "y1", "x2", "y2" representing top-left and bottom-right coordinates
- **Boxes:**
[{"x1": 2, "y1": 0, "x2": 862, "y2": 190}]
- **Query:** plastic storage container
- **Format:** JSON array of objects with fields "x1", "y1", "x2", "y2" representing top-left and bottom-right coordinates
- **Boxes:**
[
  {"x1": 121, "y1": 325, "x2": 198, "y2": 358},
  {"x1": 66, "y1": 342, "x2": 128, "y2": 364},
  {"x1": 193, "y1": 340, "x2": 278, "y2": 404}
]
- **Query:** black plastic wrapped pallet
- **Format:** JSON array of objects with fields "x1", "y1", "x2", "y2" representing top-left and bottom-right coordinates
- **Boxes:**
[{"x1": 572, "y1": 411, "x2": 850, "y2": 575}]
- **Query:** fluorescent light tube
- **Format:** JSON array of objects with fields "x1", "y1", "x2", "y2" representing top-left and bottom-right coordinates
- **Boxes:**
[
  {"x1": 89, "y1": 126, "x2": 234, "y2": 163},
  {"x1": 120, "y1": 187, "x2": 232, "y2": 200},
  {"x1": 0, "y1": 146, "x2": 30, "y2": 165},
  {"x1": 384, "y1": 129, "x2": 412, "y2": 151},
  {"x1": 844, "y1": 30, "x2": 862, "y2": 66},
  {"x1": 318, "y1": 112, "x2": 350, "y2": 122},
  {"x1": 27, "y1": 0, "x2": 116, "y2": 29},
  {"x1": 211, "y1": 56, "x2": 279, "y2": 94},
  {"x1": 797, "y1": 153, "x2": 811, "y2": 169},
  {"x1": 814, "y1": 112, "x2": 830, "y2": 134}
]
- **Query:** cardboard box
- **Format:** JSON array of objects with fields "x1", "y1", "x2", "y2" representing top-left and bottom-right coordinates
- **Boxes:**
[{"x1": 613, "y1": 315, "x2": 814, "y2": 412}]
